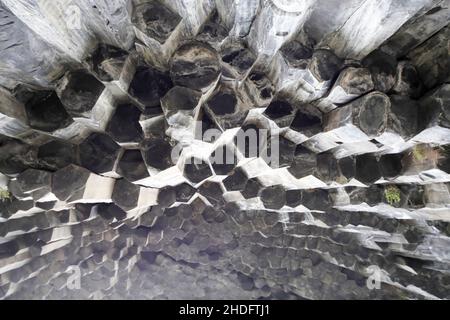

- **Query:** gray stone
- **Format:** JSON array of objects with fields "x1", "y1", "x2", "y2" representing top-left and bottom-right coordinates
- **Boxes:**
[
  {"x1": 220, "y1": 41, "x2": 257, "y2": 77},
  {"x1": 106, "y1": 103, "x2": 143, "y2": 144},
  {"x1": 419, "y1": 84, "x2": 450, "y2": 130},
  {"x1": 280, "y1": 40, "x2": 313, "y2": 69},
  {"x1": 79, "y1": 133, "x2": 121, "y2": 175},
  {"x1": 16, "y1": 169, "x2": 52, "y2": 194},
  {"x1": 182, "y1": 157, "x2": 213, "y2": 184},
  {"x1": 117, "y1": 149, "x2": 149, "y2": 182},
  {"x1": 223, "y1": 167, "x2": 248, "y2": 192},
  {"x1": 327, "y1": 67, "x2": 374, "y2": 104},
  {"x1": 129, "y1": 65, "x2": 173, "y2": 107},
  {"x1": 52, "y1": 165, "x2": 91, "y2": 202},
  {"x1": 170, "y1": 42, "x2": 221, "y2": 91},
  {"x1": 37, "y1": 140, "x2": 78, "y2": 171},
  {"x1": 260, "y1": 185, "x2": 286, "y2": 210},
  {"x1": 23, "y1": 90, "x2": 73, "y2": 133},
  {"x1": 355, "y1": 154, "x2": 381, "y2": 184},
  {"x1": 363, "y1": 50, "x2": 396, "y2": 91},
  {"x1": 288, "y1": 145, "x2": 317, "y2": 179},
  {"x1": 0, "y1": 136, "x2": 37, "y2": 175},
  {"x1": 57, "y1": 70, "x2": 106, "y2": 117},
  {"x1": 392, "y1": 61, "x2": 423, "y2": 98},
  {"x1": 141, "y1": 137, "x2": 174, "y2": 171},
  {"x1": 131, "y1": 0, "x2": 182, "y2": 44},
  {"x1": 409, "y1": 25, "x2": 450, "y2": 90},
  {"x1": 86, "y1": 44, "x2": 130, "y2": 82}
]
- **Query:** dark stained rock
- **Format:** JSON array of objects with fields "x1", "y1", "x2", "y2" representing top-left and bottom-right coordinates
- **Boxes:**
[
  {"x1": 263, "y1": 100, "x2": 294, "y2": 127},
  {"x1": 202, "y1": 206, "x2": 222, "y2": 223},
  {"x1": 327, "y1": 67, "x2": 374, "y2": 104},
  {"x1": 302, "y1": 189, "x2": 331, "y2": 211},
  {"x1": 379, "y1": 154, "x2": 403, "y2": 178},
  {"x1": 0, "y1": 136, "x2": 37, "y2": 175},
  {"x1": 437, "y1": 145, "x2": 450, "y2": 173},
  {"x1": 112, "y1": 178, "x2": 140, "y2": 211},
  {"x1": 325, "y1": 92, "x2": 391, "y2": 137},
  {"x1": 7, "y1": 179, "x2": 28, "y2": 199},
  {"x1": 221, "y1": 41, "x2": 256, "y2": 76},
  {"x1": 388, "y1": 95, "x2": 419, "y2": 138},
  {"x1": 57, "y1": 70, "x2": 106, "y2": 117},
  {"x1": 24, "y1": 91, "x2": 72, "y2": 132},
  {"x1": 308, "y1": 49, "x2": 342, "y2": 82},
  {"x1": 157, "y1": 186, "x2": 177, "y2": 208},
  {"x1": 355, "y1": 154, "x2": 381, "y2": 184},
  {"x1": 86, "y1": 44, "x2": 129, "y2": 82},
  {"x1": 260, "y1": 185, "x2": 286, "y2": 210},
  {"x1": 16, "y1": 169, "x2": 52, "y2": 193},
  {"x1": 165, "y1": 204, "x2": 192, "y2": 220},
  {"x1": 245, "y1": 71, "x2": 274, "y2": 105},
  {"x1": 117, "y1": 149, "x2": 149, "y2": 182},
  {"x1": 223, "y1": 167, "x2": 248, "y2": 191},
  {"x1": 392, "y1": 61, "x2": 423, "y2": 98},
  {"x1": 338, "y1": 156, "x2": 356, "y2": 180},
  {"x1": 316, "y1": 152, "x2": 339, "y2": 182},
  {"x1": 357, "y1": 93, "x2": 390, "y2": 136},
  {"x1": 79, "y1": 132, "x2": 121, "y2": 174},
  {"x1": 237, "y1": 272, "x2": 255, "y2": 291},
  {"x1": 141, "y1": 251, "x2": 159, "y2": 264},
  {"x1": 140, "y1": 112, "x2": 168, "y2": 140},
  {"x1": 406, "y1": 185, "x2": 426, "y2": 208},
  {"x1": 1, "y1": 4, "x2": 449, "y2": 301},
  {"x1": 170, "y1": 42, "x2": 221, "y2": 90},
  {"x1": 106, "y1": 103, "x2": 143, "y2": 144},
  {"x1": 141, "y1": 137, "x2": 173, "y2": 170},
  {"x1": 143, "y1": 105, "x2": 164, "y2": 117},
  {"x1": 161, "y1": 86, "x2": 202, "y2": 117},
  {"x1": 286, "y1": 189, "x2": 302, "y2": 208},
  {"x1": 197, "y1": 10, "x2": 229, "y2": 44},
  {"x1": 132, "y1": 0, "x2": 182, "y2": 44},
  {"x1": 288, "y1": 145, "x2": 317, "y2": 178},
  {"x1": 280, "y1": 40, "x2": 313, "y2": 69},
  {"x1": 290, "y1": 109, "x2": 322, "y2": 137},
  {"x1": 418, "y1": 84, "x2": 450, "y2": 130},
  {"x1": 198, "y1": 181, "x2": 225, "y2": 206},
  {"x1": 129, "y1": 65, "x2": 173, "y2": 107},
  {"x1": 35, "y1": 201, "x2": 56, "y2": 210},
  {"x1": 206, "y1": 91, "x2": 237, "y2": 116},
  {"x1": 37, "y1": 140, "x2": 78, "y2": 171},
  {"x1": 94, "y1": 203, "x2": 127, "y2": 221},
  {"x1": 203, "y1": 82, "x2": 250, "y2": 130},
  {"x1": 174, "y1": 183, "x2": 196, "y2": 202},
  {"x1": 408, "y1": 26, "x2": 450, "y2": 90},
  {"x1": 52, "y1": 165, "x2": 91, "y2": 201},
  {"x1": 362, "y1": 50, "x2": 397, "y2": 93},
  {"x1": 241, "y1": 177, "x2": 264, "y2": 199},
  {"x1": 182, "y1": 157, "x2": 213, "y2": 184}
]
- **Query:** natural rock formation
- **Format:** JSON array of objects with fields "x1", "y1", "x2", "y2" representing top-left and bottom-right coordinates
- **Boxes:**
[{"x1": 0, "y1": 0, "x2": 449, "y2": 301}]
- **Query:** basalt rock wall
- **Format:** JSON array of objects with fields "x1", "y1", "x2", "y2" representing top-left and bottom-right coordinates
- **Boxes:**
[{"x1": 0, "y1": 0, "x2": 449, "y2": 300}]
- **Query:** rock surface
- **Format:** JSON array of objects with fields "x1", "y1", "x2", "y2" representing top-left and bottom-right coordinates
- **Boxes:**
[{"x1": 0, "y1": 0, "x2": 449, "y2": 301}]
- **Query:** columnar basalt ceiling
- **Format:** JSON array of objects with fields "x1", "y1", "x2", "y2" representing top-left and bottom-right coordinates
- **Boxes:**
[{"x1": 0, "y1": 0, "x2": 449, "y2": 300}]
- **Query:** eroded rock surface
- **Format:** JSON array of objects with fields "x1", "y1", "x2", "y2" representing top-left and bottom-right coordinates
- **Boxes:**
[{"x1": 0, "y1": 0, "x2": 449, "y2": 301}]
